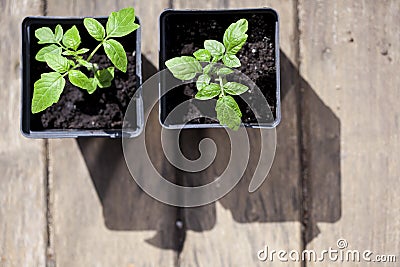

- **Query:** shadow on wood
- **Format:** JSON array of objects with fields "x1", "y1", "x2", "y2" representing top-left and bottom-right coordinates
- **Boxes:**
[
  {"x1": 179, "y1": 51, "x2": 341, "y2": 245},
  {"x1": 76, "y1": 56, "x2": 182, "y2": 251},
  {"x1": 76, "y1": 51, "x2": 341, "y2": 250}
]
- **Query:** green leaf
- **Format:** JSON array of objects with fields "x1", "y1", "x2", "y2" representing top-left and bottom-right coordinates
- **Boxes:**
[
  {"x1": 212, "y1": 55, "x2": 223, "y2": 63},
  {"x1": 35, "y1": 44, "x2": 62, "y2": 62},
  {"x1": 89, "y1": 78, "x2": 98, "y2": 93},
  {"x1": 196, "y1": 74, "x2": 211, "y2": 91},
  {"x1": 217, "y1": 67, "x2": 234, "y2": 76},
  {"x1": 94, "y1": 67, "x2": 115, "y2": 88},
  {"x1": 203, "y1": 63, "x2": 216, "y2": 75},
  {"x1": 31, "y1": 72, "x2": 65, "y2": 113},
  {"x1": 84, "y1": 18, "x2": 105, "y2": 41},
  {"x1": 54, "y1": 25, "x2": 63, "y2": 42},
  {"x1": 44, "y1": 54, "x2": 70, "y2": 73},
  {"x1": 106, "y1": 7, "x2": 140, "y2": 38},
  {"x1": 193, "y1": 49, "x2": 211, "y2": 62},
  {"x1": 223, "y1": 54, "x2": 241, "y2": 68},
  {"x1": 204, "y1": 40, "x2": 225, "y2": 57},
  {"x1": 223, "y1": 82, "x2": 249, "y2": 95},
  {"x1": 35, "y1": 27, "x2": 57, "y2": 44},
  {"x1": 165, "y1": 56, "x2": 202, "y2": 80},
  {"x1": 103, "y1": 39, "x2": 127, "y2": 72},
  {"x1": 223, "y1": 19, "x2": 248, "y2": 55},
  {"x1": 62, "y1": 48, "x2": 89, "y2": 56},
  {"x1": 68, "y1": 70, "x2": 97, "y2": 93},
  {"x1": 76, "y1": 58, "x2": 93, "y2": 70},
  {"x1": 195, "y1": 83, "x2": 221, "y2": 100},
  {"x1": 62, "y1": 26, "x2": 81, "y2": 50},
  {"x1": 215, "y1": 95, "x2": 242, "y2": 130}
]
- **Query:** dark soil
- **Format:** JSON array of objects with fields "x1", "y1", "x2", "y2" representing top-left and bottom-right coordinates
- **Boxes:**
[
  {"x1": 38, "y1": 53, "x2": 136, "y2": 129},
  {"x1": 29, "y1": 18, "x2": 138, "y2": 130},
  {"x1": 160, "y1": 10, "x2": 278, "y2": 125}
]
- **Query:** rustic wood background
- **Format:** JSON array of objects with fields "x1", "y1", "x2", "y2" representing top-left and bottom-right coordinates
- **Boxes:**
[{"x1": 1, "y1": 0, "x2": 399, "y2": 266}]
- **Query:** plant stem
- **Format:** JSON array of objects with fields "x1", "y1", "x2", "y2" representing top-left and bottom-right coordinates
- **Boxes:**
[
  {"x1": 87, "y1": 41, "x2": 104, "y2": 62},
  {"x1": 62, "y1": 64, "x2": 80, "y2": 78},
  {"x1": 219, "y1": 75, "x2": 225, "y2": 97},
  {"x1": 57, "y1": 42, "x2": 68, "y2": 50}
]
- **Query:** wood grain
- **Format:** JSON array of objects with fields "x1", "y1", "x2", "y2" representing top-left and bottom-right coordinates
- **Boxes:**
[
  {"x1": 299, "y1": 1, "x2": 400, "y2": 266},
  {"x1": 173, "y1": 0, "x2": 227, "y2": 9},
  {"x1": 173, "y1": 1, "x2": 303, "y2": 266},
  {"x1": 46, "y1": 0, "x2": 169, "y2": 66},
  {"x1": 46, "y1": 1, "x2": 176, "y2": 266},
  {"x1": 0, "y1": 0, "x2": 46, "y2": 266}
]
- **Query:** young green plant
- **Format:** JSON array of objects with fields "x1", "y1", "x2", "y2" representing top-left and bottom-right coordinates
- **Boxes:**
[
  {"x1": 165, "y1": 19, "x2": 249, "y2": 130},
  {"x1": 32, "y1": 7, "x2": 140, "y2": 114}
]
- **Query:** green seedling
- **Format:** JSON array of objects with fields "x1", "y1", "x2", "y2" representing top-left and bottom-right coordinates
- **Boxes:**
[
  {"x1": 31, "y1": 7, "x2": 140, "y2": 114},
  {"x1": 166, "y1": 19, "x2": 249, "y2": 130}
]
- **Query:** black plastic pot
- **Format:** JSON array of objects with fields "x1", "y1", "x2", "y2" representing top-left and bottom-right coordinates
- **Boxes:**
[
  {"x1": 159, "y1": 8, "x2": 280, "y2": 129},
  {"x1": 21, "y1": 16, "x2": 142, "y2": 138}
]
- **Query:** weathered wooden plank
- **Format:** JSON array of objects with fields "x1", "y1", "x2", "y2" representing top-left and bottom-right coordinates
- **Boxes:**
[
  {"x1": 173, "y1": 0, "x2": 227, "y2": 9},
  {"x1": 47, "y1": 0, "x2": 168, "y2": 67},
  {"x1": 49, "y1": 138, "x2": 178, "y2": 267},
  {"x1": 46, "y1": 0, "x2": 177, "y2": 266},
  {"x1": 299, "y1": 1, "x2": 400, "y2": 265},
  {"x1": 0, "y1": 0, "x2": 47, "y2": 266},
  {"x1": 174, "y1": 1, "x2": 303, "y2": 266}
]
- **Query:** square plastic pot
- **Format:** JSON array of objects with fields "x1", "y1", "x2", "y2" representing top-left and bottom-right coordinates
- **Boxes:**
[
  {"x1": 21, "y1": 16, "x2": 142, "y2": 138},
  {"x1": 159, "y1": 8, "x2": 281, "y2": 129}
]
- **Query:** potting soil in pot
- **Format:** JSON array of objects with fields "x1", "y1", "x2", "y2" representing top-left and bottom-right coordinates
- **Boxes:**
[
  {"x1": 161, "y1": 11, "x2": 277, "y2": 125},
  {"x1": 29, "y1": 20, "x2": 138, "y2": 130}
]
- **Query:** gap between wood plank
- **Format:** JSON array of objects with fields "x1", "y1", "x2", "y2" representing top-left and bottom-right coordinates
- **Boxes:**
[
  {"x1": 41, "y1": 1, "x2": 54, "y2": 266},
  {"x1": 294, "y1": 1, "x2": 309, "y2": 267},
  {"x1": 42, "y1": 0, "x2": 48, "y2": 15}
]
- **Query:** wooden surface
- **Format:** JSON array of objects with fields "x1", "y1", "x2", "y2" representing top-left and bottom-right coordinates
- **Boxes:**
[
  {"x1": 0, "y1": 1, "x2": 47, "y2": 267},
  {"x1": 299, "y1": 1, "x2": 400, "y2": 266},
  {"x1": 0, "y1": 0, "x2": 399, "y2": 266}
]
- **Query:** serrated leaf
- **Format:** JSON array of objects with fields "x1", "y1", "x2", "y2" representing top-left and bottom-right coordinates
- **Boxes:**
[
  {"x1": 35, "y1": 44, "x2": 62, "y2": 62},
  {"x1": 204, "y1": 40, "x2": 225, "y2": 57},
  {"x1": 165, "y1": 56, "x2": 202, "y2": 80},
  {"x1": 94, "y1": 67, "x2": 115, "y2": 88},
  {"x1": 35, "y1": 27, "x2": 57, "y2": 44},
  {"x1": 223, "y1": 54, "x2": 241, "y2": 68},
  {"x1": 103, "y1": 39, "x2": 127, "y2": 72},
  {"x1": 223, "y1": 19, "x2": 248, "y2": 55},
  {"x1": 195, "y1": 83, "x2": 221, "y2": 100},
  {"x1": 106, "y1": 7, "x2": 140, "y2": 38},
  {"x1": 196, "y1": 74, "x2": 211, "y2": 91},
  {"x1": 54, "y1": 25, "x2": 63, "y2": 42},
  {"x1": 44, "y1": 54, "x2": 70, "y2": 73},
  {"x1": 223, "y1": 82, "x2": 249, "y2": 95},
  {"x1": 193, "y1": 49, "x2": 211, "y2": 62},
  {"x1": 62, "y1": 26, "x2": 81, "y2": 50},
  {"x1": 84, "y1": 18, "x2": 105, "y2": 41},
  {"x1": 217, "y1": 67, "x2": 234, "y2": 76},
  {"x1": 32, "y1": 72, "x2": 65, "y2": 113},
  {"x1": 76, "y1": 58, "x2": 93, "y2": 70},
  {"x1": 62, "y1": 48, "x2": 89, "y2": 56},
  {"x1": 68, "y1": 70, "x2": 97, "y2": 93},
  {"x1": 215, "y1": 95, "x2": 242, "y2": 130}
]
